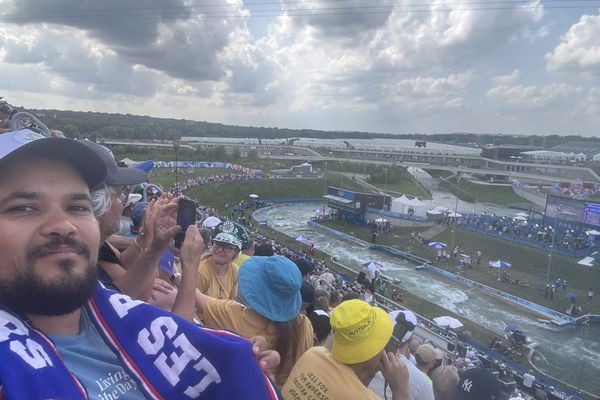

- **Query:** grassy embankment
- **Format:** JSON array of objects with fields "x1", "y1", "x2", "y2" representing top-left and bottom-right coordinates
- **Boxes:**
[
  {"x1": 427, "y1": 169, "x2": 524, "y2": 205},
  {"x1": 150, "y1": 168, "x2": 369, "y2": 211}
]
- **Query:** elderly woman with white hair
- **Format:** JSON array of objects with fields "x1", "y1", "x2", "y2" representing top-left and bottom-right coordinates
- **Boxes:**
[{"x1": 431, "y1": 365, "x2": 460, "y2": 400}]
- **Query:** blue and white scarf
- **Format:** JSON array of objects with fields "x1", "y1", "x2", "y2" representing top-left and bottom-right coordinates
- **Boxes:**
[{"x1": 0, "y1": 284, "x2": 280, "y2": 399}]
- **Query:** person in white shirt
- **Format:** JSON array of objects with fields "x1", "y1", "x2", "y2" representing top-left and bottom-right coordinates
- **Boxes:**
[
  {"x1": 521, "y1": 370, "x2": 536, "y2": 394},
  {"x1": 370, "y1": 309, "x2": 435, "y2": 400}
]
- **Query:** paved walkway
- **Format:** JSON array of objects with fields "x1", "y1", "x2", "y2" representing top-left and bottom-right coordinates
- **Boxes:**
[{"x1": 420, "y1": 224, "x2": 448, "y2": 241}]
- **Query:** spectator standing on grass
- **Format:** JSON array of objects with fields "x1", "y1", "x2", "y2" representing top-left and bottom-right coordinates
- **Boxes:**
[{"x1": 588, "y1": 288, "x2": 594, "y2": 300}]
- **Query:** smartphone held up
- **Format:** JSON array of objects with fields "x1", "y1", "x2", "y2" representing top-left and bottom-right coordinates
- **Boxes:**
[{"x1": 174, "y1": 197, "x2": 198, "y2": 248}]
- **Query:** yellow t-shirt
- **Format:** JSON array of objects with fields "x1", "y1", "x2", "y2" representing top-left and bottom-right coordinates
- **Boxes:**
[
  {"x1": 197, "y1": 254, "x2": 239, "y2": 300},
  {"x1": 203, "y1": 298, "x2": 313, "y2": 387},
  {"x1": 235, "y1": 252, "x2": 250, "y2": 266},
  {"x1": 282, "y1": 346, "x2": 380, "y2": 400}
]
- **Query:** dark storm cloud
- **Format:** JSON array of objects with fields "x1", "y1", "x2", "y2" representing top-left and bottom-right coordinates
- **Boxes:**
[
  {"x1": 0, "y1": 27, "x2": 159, "y2": 97},
  {"x1": 1, "y1": 0, "x2": 241, "y2": 81},
  {"x1": 281, "y1": 0, "x2": 394, "y2": 38},
  {"x1": 2, "y1": 0, "x2": 190, "y2": 48}
]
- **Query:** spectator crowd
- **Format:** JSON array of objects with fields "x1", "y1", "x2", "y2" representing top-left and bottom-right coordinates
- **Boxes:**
[{"x1": 0, "y1": 127, "x2": 589, "y2": 400}]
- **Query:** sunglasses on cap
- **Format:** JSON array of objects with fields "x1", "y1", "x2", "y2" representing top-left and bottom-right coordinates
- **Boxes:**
[{"x1": 212, "y1": 241, "x2": 238, "y2": 252}]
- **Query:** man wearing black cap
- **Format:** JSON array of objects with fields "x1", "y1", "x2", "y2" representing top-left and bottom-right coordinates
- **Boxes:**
[
  {"x1": 294, "y1": 258, "x2": 315, "y2": 281},
  {"x1": 0, "y1": 130, "x2": 282, "y2": 399},
  {"x1": 79, "y1": 140, "x2": 180, "y2": 300},
  {"x1": 449, "y1": 368, "x2": 504, "y2": 400}
]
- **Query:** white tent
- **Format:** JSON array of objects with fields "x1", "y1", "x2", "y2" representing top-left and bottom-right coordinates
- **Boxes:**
[
  {"x1": 391, "y1": 195, "x2": 412, "y2": 214},
  {"x1": 391, "y1": 195, "x2": 427, "y2": 217},
  {"x1": 406, "y1": 197, "x2": 428, "y2": 218},
  {"x1": 408, "y1": 197, "x2": 426, "y2": 207},
  {"x1": 427, "y1": 209, "x2": 444, "y2": 215}
]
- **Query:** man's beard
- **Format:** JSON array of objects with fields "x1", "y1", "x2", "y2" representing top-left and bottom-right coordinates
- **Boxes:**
[{"x1": 0, "y1": 236, "x2": 98, "y2": 316}]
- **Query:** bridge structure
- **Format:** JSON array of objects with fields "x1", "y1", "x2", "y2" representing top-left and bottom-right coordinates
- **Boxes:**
[{"x1": 101, "y1": 139, "x2": 600, "y2": 185}]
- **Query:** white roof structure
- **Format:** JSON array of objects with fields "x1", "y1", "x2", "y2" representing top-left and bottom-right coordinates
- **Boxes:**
[
  {"x1": 521, "y1": 150, "x2": 583, "y2": 161},
  {"x1": 394, "y1": 195, "x2": 412, "y2": 205},
  {"x1": 407, "y1": 197, "x2": 426, "y2": 207}
]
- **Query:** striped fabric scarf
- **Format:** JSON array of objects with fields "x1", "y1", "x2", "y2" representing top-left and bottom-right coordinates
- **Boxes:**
[{"x1": 0, "y1": 284, "x2": 280, "y2": 399}]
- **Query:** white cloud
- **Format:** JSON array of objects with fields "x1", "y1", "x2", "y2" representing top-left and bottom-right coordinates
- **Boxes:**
[
  {"x1": 1, "y1": 1, "x2": 599, "y2": 135},
  {"x1": 546, "y1": 11, "x2": 600, "y2": 75},
  {"x1": 486, "y1": 82, "x2": 582, "y2": 111},
  {"x1": 369, "y1": 0, "x2": 544, "y2": 71},
  {"x1": 492, "y1": 69, "x2": 521, "y2": 85}
]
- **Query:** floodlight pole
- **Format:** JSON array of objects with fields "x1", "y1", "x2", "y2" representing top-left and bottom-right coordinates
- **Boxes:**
[
  {"x1": 546, "y1": 212, "x2": 559, "y2": 283},
  {"x1": 451, "y1": 191, "x2": 459, "y2": 250},
  {"x1": 174, "y1": 142, "x2": 180, "y2": 192},
  {"x1": 324, "y1": 160, "x2": 328, "y2": 194}
]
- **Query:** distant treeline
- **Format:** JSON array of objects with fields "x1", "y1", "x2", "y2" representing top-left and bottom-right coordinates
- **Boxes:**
[{"x1": 28, "y1": 108, "x2": 600, "y2": 147}]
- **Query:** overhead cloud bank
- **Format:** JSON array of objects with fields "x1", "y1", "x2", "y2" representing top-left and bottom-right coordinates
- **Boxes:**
[{"x1": 0, "y1": 0, "x2": 598, "y2": 135}]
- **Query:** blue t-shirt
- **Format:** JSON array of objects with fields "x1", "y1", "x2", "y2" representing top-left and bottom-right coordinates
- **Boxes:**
[{"x1": 50, "y1": 310, "x2": 146, "y2": 400}]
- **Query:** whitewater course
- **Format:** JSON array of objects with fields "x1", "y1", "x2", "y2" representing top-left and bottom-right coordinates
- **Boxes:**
[{"x1": 254, "y1": 201, "x2": 600, "y2": 397}]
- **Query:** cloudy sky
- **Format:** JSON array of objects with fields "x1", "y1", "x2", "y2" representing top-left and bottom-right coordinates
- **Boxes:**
[{"x1": 1, "y1": 1, "x2": 599, "y2": 136}]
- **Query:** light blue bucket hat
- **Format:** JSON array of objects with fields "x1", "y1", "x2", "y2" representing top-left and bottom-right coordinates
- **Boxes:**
[{"x1": 238, "y1": 256, "x2": 302, "y2": 322}]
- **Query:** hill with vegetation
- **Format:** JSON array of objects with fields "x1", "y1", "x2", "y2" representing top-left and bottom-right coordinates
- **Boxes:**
[{"x1": 21, "y1": 107, "x2": 600, "y2": 148}]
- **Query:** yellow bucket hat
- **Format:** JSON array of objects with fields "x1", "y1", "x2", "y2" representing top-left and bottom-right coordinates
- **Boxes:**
[{"x1": 330, "y1": 299, "x2": 393, "y2": 364}]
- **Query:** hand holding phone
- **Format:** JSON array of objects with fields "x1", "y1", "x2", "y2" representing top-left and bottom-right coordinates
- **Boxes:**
[{"x1": 174, "y1": 197, "x2": 197, "y2": 248}]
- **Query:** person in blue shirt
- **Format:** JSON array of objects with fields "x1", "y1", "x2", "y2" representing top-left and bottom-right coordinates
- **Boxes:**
[{"x1": 0, "y1": 131, "x2": 281, "y2": 399}]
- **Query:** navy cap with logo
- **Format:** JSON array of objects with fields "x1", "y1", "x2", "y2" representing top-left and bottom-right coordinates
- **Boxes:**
[
  {"x1": 79, "y1": 140, "x2": 147, "y2": 189},
  {"x1": 449, "y1": 368, "x2": 503, "y2": 400},
  {"x1": 0, "y1": 129, "x2": 107, "y2": 188}
]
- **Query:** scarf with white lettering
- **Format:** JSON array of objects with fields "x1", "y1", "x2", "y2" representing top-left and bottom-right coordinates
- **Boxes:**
[{"x1": 0, "y1": 284, "x2": 280, "y2": 399}]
